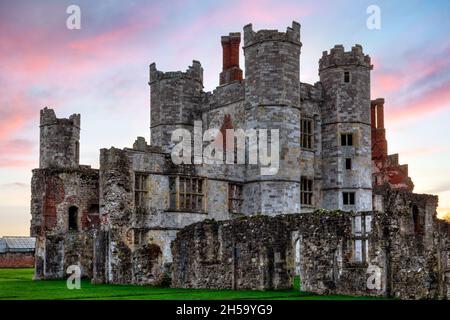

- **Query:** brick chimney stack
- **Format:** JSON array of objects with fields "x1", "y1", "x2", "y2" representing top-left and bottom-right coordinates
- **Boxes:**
[
  {"x1": 371, "y1": 98, "x2": 387, "y2": 159},
  {"x1": 220, "y1": 32, "x2": 243, "y2": 85}
]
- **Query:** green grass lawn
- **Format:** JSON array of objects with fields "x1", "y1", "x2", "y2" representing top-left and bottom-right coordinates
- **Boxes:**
[{"x1": 0, "y1": 268, "x2": 383, "y2": 300}]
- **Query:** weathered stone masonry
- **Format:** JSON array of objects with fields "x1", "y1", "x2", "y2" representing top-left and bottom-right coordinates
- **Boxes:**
[
  {"x1": 30, "y1": 21, "x2": 449, "y2": 298},
  {"x1": 172, "y1": 200, "x2": 449, "y2": 299}
]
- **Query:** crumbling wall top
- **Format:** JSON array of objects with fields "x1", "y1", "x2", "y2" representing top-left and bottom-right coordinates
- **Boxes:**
[
  {"x1": 40, "y1": 107, "x2": 80, "y2": 128},
  {"x1": 149, "y1": 60, "x2": 203, "y2": 84}
]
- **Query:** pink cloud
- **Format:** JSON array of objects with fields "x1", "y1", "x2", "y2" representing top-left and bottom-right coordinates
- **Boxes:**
[
  {"x1": 0, "y1": 159, "x2": 34, "y2": 168},
  {"x1": 387, "y1": 80, "x2": 450, "y2": 123}
]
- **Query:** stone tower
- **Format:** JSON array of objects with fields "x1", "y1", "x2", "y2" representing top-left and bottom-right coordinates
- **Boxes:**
[
  {"x1": 242, "y1": 21, "x2": 302, "y2": 215},
  {"x1": 149, "y1": 61, "x2": 204, "y2": 153},
  {"x1": 39, "y1": 107, "x2": 80, "y2": 169},
  {"x1": 319, "y1": 45, "x2": 373, "y2": 211}
]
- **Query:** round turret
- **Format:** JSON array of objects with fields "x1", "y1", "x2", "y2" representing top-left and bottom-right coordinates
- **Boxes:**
[{"x1": 318, "y1": 45, "x2": 373, "y2": 212}]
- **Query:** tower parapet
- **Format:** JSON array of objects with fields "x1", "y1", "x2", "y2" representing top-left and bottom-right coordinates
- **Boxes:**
[
  {"x1": 39, "y1": 107, "x2": 80, "y2": 169},
  {"x1": 319, "y1": 44, "x2": 371, "y2": 71},
  {"x1": 243, "y1": 21, "x2": 301, "y2": 48},
  {"x1": 149, "y1": 61, "x2": 204, "y2": 153},
  {"x1": 149, "y1": 60, "x2": 203, "y2": 85}
]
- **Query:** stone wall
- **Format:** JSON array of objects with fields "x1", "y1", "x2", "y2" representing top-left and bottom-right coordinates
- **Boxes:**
[
  {"x1": 172, "y1": 190, "x2": 449, "y2": 299},
  {"x1": 31, "y1": 166, "x2": 99, "y2": 279},
  {"x1": 94, "y1": 147, "x2": 134, "y2": 284},
  {"x1": 172, "y1": 212, "x2": 357, "y2": 292},
  {"x1": 39, "y1": 107, "x2": 80, "y2": 169}
]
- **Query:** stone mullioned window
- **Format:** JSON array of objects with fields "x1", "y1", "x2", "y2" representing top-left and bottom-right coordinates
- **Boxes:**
[
  {"x1": 300, "y1": 118, "x2": 313, "y2": 150},
  {"x1": 300, "y1": 177, "x2": 313, "y2": 206},
  {"x1": 352, "y1": 213, "x2": 372, "y2": 263},
  {"x1": 343, "y1": 192, "x2": 355, "y2": 205},
  {"x1": 341, "y1": 133, "x2": 353, "y2": 146},
  {"x1": 135, "y1": 173, "x2": 148, "y2": 212},
  {"x1": 228, "y1": 183, "x2": 243, "y2": 214},
  {"x1": 169, "y1": 176, "x2": 205, "y2": 212}
]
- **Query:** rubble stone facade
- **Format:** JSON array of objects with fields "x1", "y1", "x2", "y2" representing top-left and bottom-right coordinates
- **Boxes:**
[{"x1": 30, "y1": 21, "x2": 449, "y2": 298}]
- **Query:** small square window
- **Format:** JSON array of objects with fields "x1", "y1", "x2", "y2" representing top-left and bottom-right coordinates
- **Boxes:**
[
  {"x1": 341, "y1": 133, "x2": 353, "y2": 146},
  {"x1": 344, "y1": 71, "x2": 350, "y2": 83},
  {"x1": 345, "y1": 158, "x2": 352, "y2": 170},
  {"x1": 343, "y1": 192, "x2": 355, "y2": 205}
]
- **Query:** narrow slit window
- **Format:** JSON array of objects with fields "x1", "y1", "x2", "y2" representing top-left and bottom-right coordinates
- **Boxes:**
[
  {"x1": 68, "y1": 206, "x2": 78, "y2": 231},
  {"x1": 228, "y1": 183, "x2": 243, "y2": 214},
  {"x1": 345, "y1": 158, "x2": 352, "y2": 170},
  {"x1": 301, "y1": 118, "x2": 313, "y2": 150},
  {"x1": 300, "y1": 177, "x2": 313, "y2": 206},
  {"x1": 344, "y1": 71, "x2": 350, "y2": 83}
]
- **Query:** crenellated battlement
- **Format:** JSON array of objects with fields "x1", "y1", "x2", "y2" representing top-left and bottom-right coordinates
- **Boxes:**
[
  {"x1": 243, "y1": 21, "x2": 301, "y2": 48},
  {"x1": 319, "y1": 44, "x2": 372, "y2": 71},
  {"x1": 149, "y1": 60, "x2": 203, "y2": 85},
  {"x1": 40, "y1": 107, "x2": 80, "y2": 128}
]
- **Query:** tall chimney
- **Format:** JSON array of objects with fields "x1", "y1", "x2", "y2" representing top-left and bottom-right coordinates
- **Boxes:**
[{"x1": 220, "y1": 32, "x2": 243, "y2": 85}]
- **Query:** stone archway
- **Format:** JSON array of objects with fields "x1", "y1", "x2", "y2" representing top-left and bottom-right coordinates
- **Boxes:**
[{"x1": 290, "y1": 231, "x2": 303, "y2": 291}]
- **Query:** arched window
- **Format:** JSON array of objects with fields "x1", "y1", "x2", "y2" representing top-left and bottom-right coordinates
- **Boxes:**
[
  {"x1": 412, "y1": 205, "x2": 421, "y2": 234},
  {"x1": 68, "y1": 206, "x2": 78, "y2": 231}
]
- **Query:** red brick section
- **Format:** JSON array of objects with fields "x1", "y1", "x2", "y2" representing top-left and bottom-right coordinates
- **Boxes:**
[
  {"x1": 82, "y1": 211, "x2": 100, "y2": 230},
  {"x1": 219, "y1": 33, "x2": 243, "y2": 85},
  {"x1": 43, "y1": 176, "x2": 65, "y2": 234},
  {"x1": 0, "y1": 252, "x2": 34, "y2": 268},
  {"x1": 371, "y1": 98, "x2": 414, "y2": 191},
  {"x1": 220, "y1": 114, "x2": 234, "y2": 151}
]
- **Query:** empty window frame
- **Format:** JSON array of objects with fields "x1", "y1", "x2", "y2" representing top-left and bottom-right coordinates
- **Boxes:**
[
  {"x1": 169, "y1": 176, "x2": 205, "y2": 212},
  {"x1": 301, "y1": 118, "x2": 313, "y2": 149},
  {"x1": 352, "y1": 214, "x2": 372, "y2": 263},
  {"x1": 68, "y1": 206, "x2": 78, "y2": 231},
  {"x1": 345, "y1": 158, "x2": 352, "y2": 170},
  {"x1": 228, "y1": 183, "x2": 243, "y2": 214},
  {"x1": 341, "y1": 133, "x2": 353, "y2": 146},
  {"x1": 300, "y1": 177, "x2": 313, "y2": 206},
  {"x1": 344, "y1": 71, "x2": 350, "y2": 83},
  {"x1": 343, "y1": 192, "x2": 355, "y2": 205},
  {"x1": 135, "y1": 173, "x2": 148, "y2": 210},
  {"x1": 412, "y1": 205, "x2": 423, "y2": 234}
]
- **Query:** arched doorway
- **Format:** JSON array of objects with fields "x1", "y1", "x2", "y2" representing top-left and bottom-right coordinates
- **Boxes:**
[{"x1": 292, "y1": 235, "x2": 302, "y2": 291}]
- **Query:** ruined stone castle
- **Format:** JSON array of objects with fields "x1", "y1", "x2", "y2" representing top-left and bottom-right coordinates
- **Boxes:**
[{"x1": 30, "y1": 21, "x2": 450, "y2": 299}]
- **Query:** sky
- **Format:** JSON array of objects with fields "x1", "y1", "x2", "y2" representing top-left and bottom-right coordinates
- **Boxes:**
[{"x1": 0, "y1": 0, "x2": 449, "y2": 235}]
